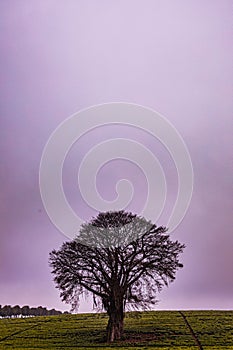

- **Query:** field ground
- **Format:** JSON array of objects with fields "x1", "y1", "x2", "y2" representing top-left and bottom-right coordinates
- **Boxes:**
[{"x1": 0, "y1": 310, "x2": 232, "y2": 349}]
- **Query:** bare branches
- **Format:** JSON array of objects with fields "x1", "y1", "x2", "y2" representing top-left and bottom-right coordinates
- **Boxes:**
[{"x1": 49, "y1": 211, "x2": 185, "y2": 313}]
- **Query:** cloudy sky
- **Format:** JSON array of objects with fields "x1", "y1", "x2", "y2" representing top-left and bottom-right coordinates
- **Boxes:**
[{"x1": 0, "y1": 0, "x2": 232, "y2": 312}]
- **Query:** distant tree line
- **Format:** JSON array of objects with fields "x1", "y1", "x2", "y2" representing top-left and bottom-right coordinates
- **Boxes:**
[{"x1": 0, "y1": 305, "x2": 69, "y2": 318}]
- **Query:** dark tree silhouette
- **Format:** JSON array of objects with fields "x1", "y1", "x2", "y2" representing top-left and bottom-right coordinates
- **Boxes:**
[
  {"x1": 50, "y1": 211, "x2": 185, "y2": 342},
  {"x1": 12, "y1": 305, "x2": 21, "y2": 317},
  {"x1": 1, "y1": 305, "x2": 11, "y2": 317},
  {"x1": 21, "y1": 305, "x2": 30, "y2": 317},
  {"x1": 0, "y1": 305, "x2": 63, "y2": 318}
]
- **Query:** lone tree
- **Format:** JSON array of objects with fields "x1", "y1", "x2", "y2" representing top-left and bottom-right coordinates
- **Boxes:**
[{"x1": 50, "y1": 211, "x2": 184, "y2": 342}]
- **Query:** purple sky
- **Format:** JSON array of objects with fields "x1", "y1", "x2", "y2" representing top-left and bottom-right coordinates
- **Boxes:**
[{"x1": 0, "y1": 0, "x2": 232, "y2": 312}]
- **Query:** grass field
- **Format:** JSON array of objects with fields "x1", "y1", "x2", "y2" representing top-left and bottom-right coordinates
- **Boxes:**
[{"x1": 0, "y1": 310, "x2": 232, "y2": 349}]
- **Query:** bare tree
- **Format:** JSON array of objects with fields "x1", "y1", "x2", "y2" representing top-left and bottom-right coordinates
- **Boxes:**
[{"x1": 49, "y1": 211, "x2": 185, "y2": 342}]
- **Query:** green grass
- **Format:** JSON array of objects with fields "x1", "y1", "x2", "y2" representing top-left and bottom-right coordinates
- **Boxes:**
[{"x1": 0, "y1": 310, "x2": 232, "y2": 349}]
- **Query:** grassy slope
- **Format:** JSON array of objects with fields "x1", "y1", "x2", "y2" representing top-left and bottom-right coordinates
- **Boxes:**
[{"x1": 0, "y1": 310, "x2": 232, "y2": 350}]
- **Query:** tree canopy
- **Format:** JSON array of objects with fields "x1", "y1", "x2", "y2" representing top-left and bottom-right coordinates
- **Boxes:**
[
  {"x1": 0, "y1": 305, "x2": 64, "y2": 318},
  {"x1": 50, "y1": 211, "x2": 185, "y2": 342}
]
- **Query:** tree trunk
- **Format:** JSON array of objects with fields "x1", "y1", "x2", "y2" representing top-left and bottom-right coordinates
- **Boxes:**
[{"x1": 106, "y1": 300, "x2": 124, "y2": 342}]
